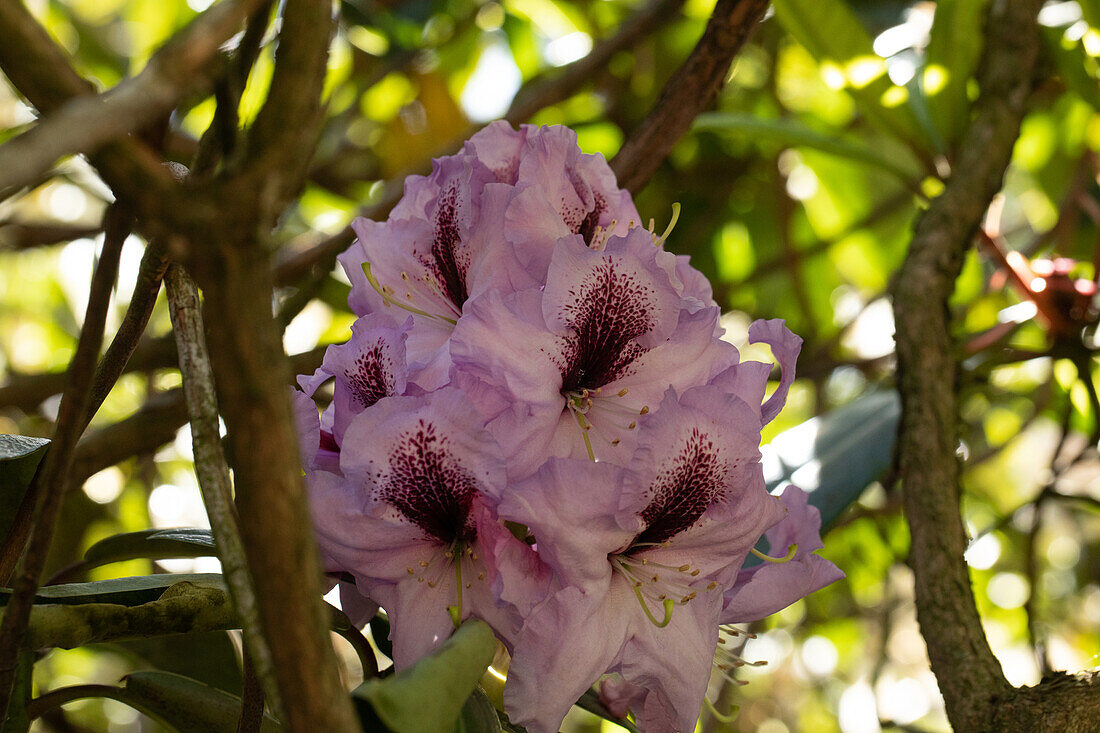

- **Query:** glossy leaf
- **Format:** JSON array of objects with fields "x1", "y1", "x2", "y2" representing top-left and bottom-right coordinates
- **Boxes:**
[
  {"x1": 694, "y1": 113, "x2": 920, "y2": 187},
  {"x1": 0, "y1": 573, "x2": 225, "y2": 607},
  {"x1": 771, "y1": 0, "x2": 930, "y2": 158},
  {"x1": 0, "y1": 653, "x2": 33, "y2": 733},
  {"x1": 354, "y1": 619, "x2": 497, "y2": 732},
  {"x1": 112, "y1": 631, "x2": 243, "y2": 696},
  {"x1": 119, "y1": 671, "x2": 280, "y2": 732},
  {"x1": 1041, "y1": 26, "x2": 1100, "y2": 111},
  {"x1": 0, "y1": 435, "x2": 49, "y2": 542},
  {"x1": 763, "y1": 390, "x2": 900, "y2": 531},
  {"x1": 923, "y1": 0, "x2": 989, "y2": 149},
  {"x1": 454, "y1": 686, "x2": 502, "y2": 733},
  {"x1": 82, "y1": 528, "x2": 217, "y2": 567}
]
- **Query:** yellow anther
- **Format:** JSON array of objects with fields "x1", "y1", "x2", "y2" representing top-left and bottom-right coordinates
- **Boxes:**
[
  {"x1": 407, "y1": 567, "x2": 415, "y2": 575},
  {"x1": 677, "y1": 564, "x2": 690, "y2": 572},
  {"x1": 640, "y1": 406, "x2": 650, "y2": 415},
  {"x1": 617, "y1": 388, "x2": 629, "y2": 397}
]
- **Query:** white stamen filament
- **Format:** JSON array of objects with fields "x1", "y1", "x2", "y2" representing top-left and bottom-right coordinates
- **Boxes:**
[
  {"x1": 612, "y1": 551, "x2": 712, "y2": 608},
  {"x1": 362, "y1": 261, "x2": 459, "y2": 325},
  {"x1": 564, "y1": 386, "x2": 650, "y2": 455}
]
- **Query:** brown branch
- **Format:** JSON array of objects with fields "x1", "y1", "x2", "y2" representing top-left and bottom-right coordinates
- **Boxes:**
[
  {"x1": 886, "y1": 0, "x2": 1100, "y2": 729},
  {"x1": 165, "y1": 263, "x2": 281, "y2": 719},
  {"x1": 0, "y1": 204, "x2": 126, "y2": 720},
  {"x1": 0, "y1": 0, "x2": 94, "y2": 114},
  {"x1": 504, "y1": 0, "x2": 687, "y2": 123},
  {"x1": 610, "y1": 0, "x2": 769, "y2": 193},
  {"x1": 0, "y1": 221, "x2": 100, "y2": 251},
  {"x1": 0, "y1": 0, "x2": 187, "y2": 234},
  {"x1": 180, "y1": 1, "x2": 359, "y2": 729},
  {"x1": 0, "y1": 0, "x2": 266, "y2": 194},
  {"x1": 0, "y1": 337, "x2": 177, "y2": 414},
  {"x1": 65, "y1": 346, "x2": 324, "y2": 486},
  {"x1": 84, "y1": 242, "x2": 171, "y2": 429}
]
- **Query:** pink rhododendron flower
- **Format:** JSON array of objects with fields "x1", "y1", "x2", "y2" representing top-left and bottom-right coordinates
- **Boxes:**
[
  {"x1": 451, "y1": 227, "x2": 736, "y2": 478},
  {"x1": 498, "y1": 386, "x2": 786, "y2": 732},
  {"x1": 306, "y1": 388, "x2": 528, "y2": 667},
  {"x1": 721, "y1": 484, "x2": 844, "y2": 624}
]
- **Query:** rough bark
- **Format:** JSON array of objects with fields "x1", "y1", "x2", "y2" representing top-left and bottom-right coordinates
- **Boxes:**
[
  {"x1": 892, "y1": 0, "x2": 1100, "y2": 729},
  {"x1": 611, "y1": 0, "x2": 769, "y2": 193}
]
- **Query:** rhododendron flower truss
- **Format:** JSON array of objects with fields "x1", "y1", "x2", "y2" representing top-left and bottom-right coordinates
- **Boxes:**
[
  {"x1": 306, "y1": 389, "x2": 527, "y2": 669},
  {"x1": 498, "y1": 386, "x2": 787, "y2": 733},
  {"x1": 451, "y1": 228, "x2": 737, "y2": 478}
]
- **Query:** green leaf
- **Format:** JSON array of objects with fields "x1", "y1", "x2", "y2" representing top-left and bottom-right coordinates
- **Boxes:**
[
  {"x1": 1079, "y1": 0, "x2": 1100, "y2": 30},
  {"x1": 0, "y1": 573, "x2": 225, "y2": 607},
  {"x1": 0, "y1": 435, "x2": 49, "y2": 542},
  {"x1": 454, "y1": 687, "x2": 502, "y2": 733},
  {"x1": 1041, "y1": 26, "x2": 1100, "y2": 111},
  {"x1": 693, "y1": 113, "x2": 920, "y2": 187},
  {"x1": 369, "y1": 612, "x2": 393, "y2": 659},
  {"x1": 354, "y1": 619, "x2": 498, "y2": 733},
  {"x1": 771, "y1": 0, "x2": 930, "y2": 159},
  {"x1": 110, "y1": 631, "x2": 243, "y2": 696},
  {"x1": 574, "y1": 688, "x2": 637, "y2": 733},
  {"x1": 118, "y1": 671, "x2": 281, "y2": 732},
  {"x1": 763, "y1": 390, "x2": 900, "y2": 531},
  {"x1": 0, "y1": 652, "x2": 33, "y2": 733},
  {"x1": 83, "y1": 528, "x2": 217, "y2": 568},
  {"x1": 923, "y1": 0, "x2": 990, "y2": 148}
]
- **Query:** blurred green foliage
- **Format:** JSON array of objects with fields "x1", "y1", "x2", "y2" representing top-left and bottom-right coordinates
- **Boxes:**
[{"x1": 2, "y1": 0, "x2": 1100, "y2": 731}]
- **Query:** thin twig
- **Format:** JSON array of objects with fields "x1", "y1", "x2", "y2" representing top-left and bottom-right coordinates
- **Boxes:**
[
  {"x1": 67, "y1": 346, "x2": 325, "y2": 485},
  {"x1": 0, "y1": 221, "x2": 100, "y2": 250},
  {"x1": 0, "y1": 204, "x2": 127, "y2": 720},
  {"x1": 0, "y1": 0, "x2": 267, "y2": 193},
  {"x1": 611, "y1": 0, "x2": 770, "y2": 193},
  {"x1": 505, "y1": 0, "x2": 687, "y2": 123},
  {"x1": 237, "y1": 646, "x2": 266, "y2": 733},
  {"x1": 84, "y1": 242, "x2": 170, "y2": 429},
  {"x1": 164, "y1": 262, "x2": 282, "y2": 721}
]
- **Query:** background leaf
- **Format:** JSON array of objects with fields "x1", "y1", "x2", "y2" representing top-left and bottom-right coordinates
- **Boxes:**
[
  {"x1": 82, "y1": 528, "x2": 217, "y2": 568},
  {"x1": 107, "y1": 632, "x2": 243, "y2": 696},
  {"x1": 694, "y1": 112, "x2": 921, "y2": 186},
  {"x1": 117, "y1": 670, "x2": 281, "y2": 732},
  {"x1": 0, "y1": 573, "x2": 225, "y2": 607},
  {"x1": 923, "y1": 0, "x2": 989, "y2": 148},
  {"x1": 770, "y1": 0, "x2": 930, "y2": 159},
  {"x1": 763, "y1": 390, "x2": 900, "y2": 531},
  {"x1": 0, "y1": 435, "x2": 49, "y2": 542},
  {"x1": 454, "y1": 686, "x2": 502, "y2": 733}
]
